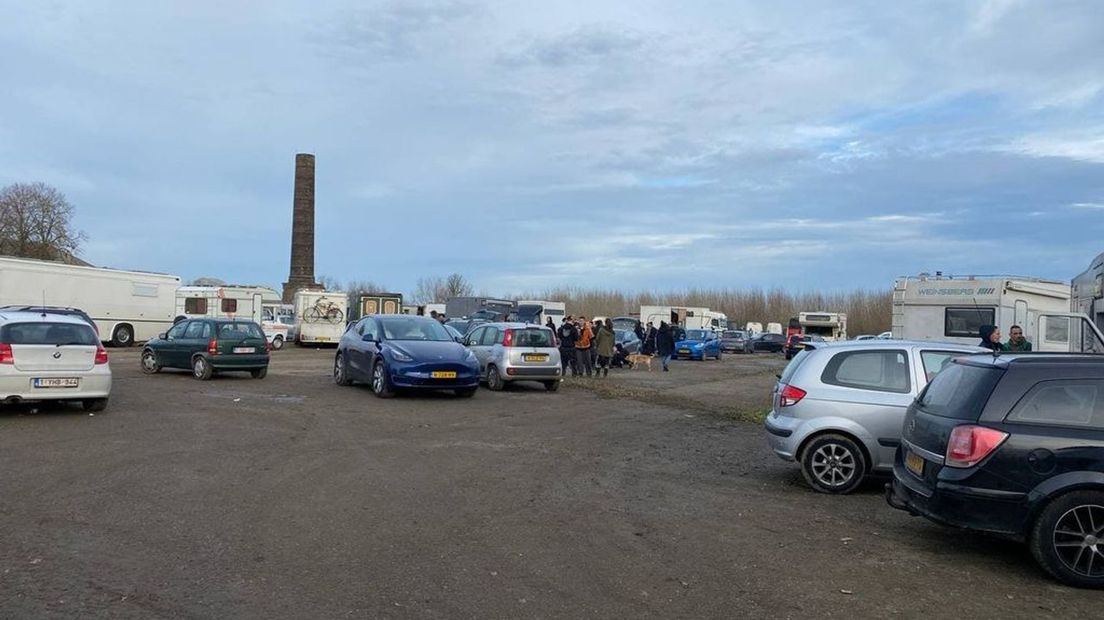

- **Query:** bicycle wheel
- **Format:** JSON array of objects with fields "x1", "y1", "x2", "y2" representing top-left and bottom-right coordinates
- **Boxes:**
[{"x1": 304, "y1": 307, "x2": 322, "y2": 323}]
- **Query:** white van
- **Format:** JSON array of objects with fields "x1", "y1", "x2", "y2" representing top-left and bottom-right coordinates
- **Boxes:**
[
  {"x1": 261, "y1": 303, "x2": 294, "y2": 350},
  {"x1": 290, "y1": 290, "x2": 348, "y2": 346},
  {"x1": 175, "y1": 286, "x2": 280, "y2": 324}
]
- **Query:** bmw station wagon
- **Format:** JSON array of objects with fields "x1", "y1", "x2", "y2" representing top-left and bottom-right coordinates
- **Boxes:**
[{"x1": 141, "y1": 318, "x2": 270, "y2": 380}]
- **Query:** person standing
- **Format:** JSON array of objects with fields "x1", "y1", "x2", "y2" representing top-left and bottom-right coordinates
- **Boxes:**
[
  {"x1": 1005, "y1": 325, "x2": 1033, "y2": 351},
  {"x1": 978, "y1": 325, "x2": 1002, "y2": 352},
  {"x1": 575, "y1": 317, "x2": 595, "y2": 377},
  {"x1": 558, "y1": 317, "x2": 579, "y2": 376},
  {"x1": 595, "y1": 318, "x2": 616, "y2": 377},
  {"x1": 642, "y1": 324, "x2": 657, "y2": 355},
  {"x1": 590, "y1": 319, "x2": 601, "y2": 368},
  {"x1": 634, "y1": 320, "x2": 645, "y2": 342},
  {"x1": 657, "y1": 321, "x2": 676, "y2": 371},
  {"x1": 546, "y1": 317, "x2": 556, "y2": 331}
]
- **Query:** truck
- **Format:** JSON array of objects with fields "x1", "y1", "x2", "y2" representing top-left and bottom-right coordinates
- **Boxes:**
[
  {"x1": 745, "y1": 322, "x2": 763, "y2": 337},
  {"x1": 514, "y1": 300, "x2": 566, "y2": 327},
  {"x1": 175, "y1": 285, "x2": 281, "y2": 324},
  {"x1": 289, "y1": 289, "x2": 348, "y2": 346},
  {"x1": 798, "y1": 312, "x2": 847, "y2": 341},
  {"x1": 1072, "y1": 252, "x2": 1104, "y2": 332},
  {"x1": 891, "y1": 273, "x2": 1104, "y2": 352},
  {"x1": 0, "y1": 255, "x2": 180, "y2": 346},
  {"x1": 445, "y1": 297, "x2": 515, "y2": 321},
  {"x1": 353, "y1": 292, "x2": 403, "y2": 320}
]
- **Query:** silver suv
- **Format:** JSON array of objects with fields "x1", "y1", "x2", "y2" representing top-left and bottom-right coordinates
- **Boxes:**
[
  {"x1": 764, "y1": 340, "x2": 983, "y2": 494},
  {"x1": 463, "y1": 322, "x2": 562, "y2": 392}
]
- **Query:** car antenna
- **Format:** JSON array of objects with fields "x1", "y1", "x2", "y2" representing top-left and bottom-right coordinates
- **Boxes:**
[{"x1": 41, "y1": 290, "x2": 47, "y2": 319}]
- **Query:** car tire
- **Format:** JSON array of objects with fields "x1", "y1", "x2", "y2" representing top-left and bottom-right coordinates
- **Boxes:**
[
  {"x1": 271, "y1": 335, "x2": 284, "y2": 350},
  {"x1": 192, "y1": 356, "x2": 213, "y2": 381},
  {"x1": 716, "y1": 349, "x2": 723, "y2": 361},
  {"x1": 111, "y1": 324, "x2": 134, "y2": 348},
  {"x1": 1030, "y1": 490, "x2": 1104, "y2": 589},
  {"x1": 371, "y1": 360, "x2": 394, "y2": 398},
  {"x1": 140, "y1": 349, "x2": 161, "y2": 374},
  {"x1": 800, "y1": 434, "x2": 867, "y2": 494},
  {"x1": 82, "y1": 398, "x2": 108, "y2": 412},
  {"x1": 334, "y1": 353, "x2": 352, "y2": 386},
  {"x1": 250, "y1": 367, "x2": 268, "y2": 379},
  {"x1": 454, "y1": 387, "x2": 477, "y2": 398},
  {"x1": 544, "y1": 380, "x2": 561, "y2": 392},
  {"x1": 486, "y1": 366, "x2": 505, "y2": 391}
]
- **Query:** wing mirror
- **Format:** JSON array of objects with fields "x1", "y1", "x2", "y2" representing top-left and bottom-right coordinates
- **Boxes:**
[
  {"x1": 158, "y1": 333, "x2": 168, "y2": 340},
  {"x1": 362, "y1": 334, "x2": 377, "y2": 343}
]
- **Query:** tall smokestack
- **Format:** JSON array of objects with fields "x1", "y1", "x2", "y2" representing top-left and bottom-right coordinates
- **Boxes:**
[{"x1": 282, "y1": 153, "x2": 319, "y2": 303}]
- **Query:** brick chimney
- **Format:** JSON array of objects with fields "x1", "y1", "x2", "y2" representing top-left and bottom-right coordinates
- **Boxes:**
[{"x1": 282, "y1": 153, "x2": 319, "y2": 303}]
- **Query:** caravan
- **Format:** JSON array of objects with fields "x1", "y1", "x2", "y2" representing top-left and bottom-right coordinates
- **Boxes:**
[
  {"x1": 797, "y1": 312, "x2": 847, "y2": 341},
  {"x1": 175, "y1": 286, "x2": 280, "y2": 324}
]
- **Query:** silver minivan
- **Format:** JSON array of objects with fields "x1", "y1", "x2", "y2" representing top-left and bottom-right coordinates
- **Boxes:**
[
  {"x1": 463, "y1": 322, "x2": 562, "y2": 392},
  {"x1": 764, "y1": 340, "x2": 984, "y2": 494}
]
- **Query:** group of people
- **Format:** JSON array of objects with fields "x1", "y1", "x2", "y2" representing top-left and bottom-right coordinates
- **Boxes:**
[
  {"x1": 978, "y1": 324, "x2": 1033, "y2": 352},
  {"x1": 552, "y1": 316, "x2": 682, "y2": 375}
]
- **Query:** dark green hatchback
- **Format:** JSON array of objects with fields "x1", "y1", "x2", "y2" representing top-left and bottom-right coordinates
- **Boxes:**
[{"x1": 141, "y1": 318, "x2": 270, "y2": 380}]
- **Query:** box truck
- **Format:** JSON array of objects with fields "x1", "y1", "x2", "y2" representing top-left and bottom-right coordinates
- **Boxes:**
[
  {"x1": 289, "y1": 289, "x2": 348, "y2": 346},
  {"x1": 0, "y1": 255, "x2": 180, "y2": 346}
]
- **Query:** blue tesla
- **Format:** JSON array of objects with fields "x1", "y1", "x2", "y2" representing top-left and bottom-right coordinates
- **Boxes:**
[{"x1": 334, "y1": 315, "x2": 481, "y2": 398}]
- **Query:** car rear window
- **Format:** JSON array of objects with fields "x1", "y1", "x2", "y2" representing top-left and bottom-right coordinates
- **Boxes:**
[
  {"x1": 821, "y1": 349, "x2": 911, "y2": 393},
  {"x1": 779, "y1": 348, "x2": 812, "y2": 384},
  {"x1": 217, "y1": 322, "x2": 264, "y2": 339},
  {"x1": 1006, "y1": 380, "x2": 1104, "y2": 429},
  {"x1": 513, "y1": 328, "x2": 553, "y2": 347},
  {"x1": 917, "y1": 362, "x2": 1004, "y2": 419},
  {"x1": 1, "y1": 322, "x2": 98, "y2": 346}
]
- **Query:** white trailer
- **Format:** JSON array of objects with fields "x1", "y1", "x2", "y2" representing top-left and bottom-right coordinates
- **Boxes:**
[
  {"x1": 175, "y1": 286, "x2": 280, "y2": 324},
  {"x1": 516, "y1": 300, "x2": 567, "y2": 327},
  {"x1": 0, "y1": 255, "x2": 180, "y2": 346},
  {"x1": 891, "y1": 274, "x2": 1104, "y2": 352},
  {"x1": 290, "y1": 289, "x2": 348, "y2": 346},
  {"x1": 798, "y1": 312, "x2": 848, "y2": 341},
  {"x1": 639, "y1": 305, "x2": 713, "y2": 330}
]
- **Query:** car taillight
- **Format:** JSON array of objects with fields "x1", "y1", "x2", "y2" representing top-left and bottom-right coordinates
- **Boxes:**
[
  {"x1": 779, "y1": 384, "x2": 806, "y2": 407},
  {"x1": 208, "y1": 339, "x2": 219, "y2": 355},
  {"x1": 0, "y1": 343, "x2": 12, "y2": 365},
  {"x1": 94, "y1": 344, "x2": 109, "y2": 365},
  {"x1": 945, "y1": 425, "x2": 1008, "y2": 468},
  {"x1": 502, "y1": 329, "x2": 514, "y2": 347}
]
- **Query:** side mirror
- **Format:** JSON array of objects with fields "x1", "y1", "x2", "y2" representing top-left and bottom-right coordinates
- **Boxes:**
[
  {"x1": 362, "y1": 333, "x2": 376, "y2": 343},
  {"x1": 158, "y1": 333, "x2": 168, "y2": 340},
  {"x1": 454, "y1": 336, "x2": 464, "y2": 343}
]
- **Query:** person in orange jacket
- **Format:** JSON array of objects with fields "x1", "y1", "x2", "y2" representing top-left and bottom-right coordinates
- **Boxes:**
[{"x1": 575, "y1": 316, "x2": 595, "y2": 377}]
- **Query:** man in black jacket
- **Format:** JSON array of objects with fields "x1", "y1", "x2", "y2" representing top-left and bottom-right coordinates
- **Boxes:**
[
  {"x1": 657, "y1": 321, "x2": 676, "y2": 372},
  {"x1": 558, "y1": 317, "x2": 580, "y2": 376}
]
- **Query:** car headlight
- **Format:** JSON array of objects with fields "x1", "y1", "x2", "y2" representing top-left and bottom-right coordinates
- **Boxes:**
[
  {"x1": 389, "y1": 348, "x2": 414, "y2": 362},
  {"x1": 693, "y1": 343, "x2": 704, "y2": 349}
]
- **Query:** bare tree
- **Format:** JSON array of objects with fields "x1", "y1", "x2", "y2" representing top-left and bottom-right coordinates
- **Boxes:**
[
  {"x1": 345, "y1": 279, "x2": 389, "y2": 309},
  {"x1": 444, "y1": 273, "x2": 473, "y2": 299},
  {"x1": 0, "y1": 182, "x2": 86, "y2": 261},
  {"x1": 411, "y1": 273, "x2": 475, "y2": 304},
  {"x1": 316, "y1": 274, "x2": 341, "y2": 291}
]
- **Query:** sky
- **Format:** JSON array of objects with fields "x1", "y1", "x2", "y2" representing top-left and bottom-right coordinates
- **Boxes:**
[{"x1": 2, "y1": 0, "x2": 1104, "y2": 297}]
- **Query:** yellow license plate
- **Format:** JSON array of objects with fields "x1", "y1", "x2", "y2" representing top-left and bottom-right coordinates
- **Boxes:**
[
  {"x1": 679, "y1": 349, "x2": 690, "y2": 354},
  {"x1": 523, "y1": 354, "x2": 548, "y2": 362},
  {"x1": 431, "y1": 371, "x2": 457, "y2": 379},
  {"x1": 905, "y1": 450, "x2": 925, "y2": 477},
  {"x1": 315, "y1": 337, "x2": 329, "y2": 342}
]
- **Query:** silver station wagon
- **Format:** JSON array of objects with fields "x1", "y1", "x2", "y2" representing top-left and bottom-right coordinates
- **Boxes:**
[
  {"x1": 463, "y1": 322, "x2": 562, "y2": 392},
  {"x1": 764, "y1": 340, "x2": 984, "y2": 494}
]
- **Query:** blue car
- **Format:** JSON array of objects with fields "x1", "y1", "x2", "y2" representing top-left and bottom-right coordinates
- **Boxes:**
[
  {"x1": 674, "y1": 329, "x2": 723, "y2": 361},
  {"x1": 334, "y1": 315, "x2": 481, "y2": 398}
]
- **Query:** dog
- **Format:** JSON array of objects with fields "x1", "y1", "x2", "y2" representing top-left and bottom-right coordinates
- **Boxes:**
[{"x1": 625, "y1": 353, "x2": 655, "y2": 371}]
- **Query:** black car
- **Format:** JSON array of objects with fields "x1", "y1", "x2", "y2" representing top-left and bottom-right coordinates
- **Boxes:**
[
  {"x1": 888, "y1": 354, "x2": 1104, "y2": 589},
  {"x1": 0, "y1": 305, "x2": 98, "y2": 336},
  {"x1": 749, "y1": 333, "x2": 786, "y2": 353}
]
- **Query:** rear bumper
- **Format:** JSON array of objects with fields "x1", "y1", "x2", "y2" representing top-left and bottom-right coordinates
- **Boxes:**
[
  {"x1": 0, "y1": 371, "x2": 112, "y2": 401},
  {"x1": 502, "y1": 365, "x2": 561, "y2": 381},
  {"x1": 887, "y1": 460, "x2": 1029, "y2": 540},
  {"x1": 210, "y1": 354, "x2": 269, "y2": 370},
  {"x1": 763, "y1": 412, "x2": 799, "y2": 461}
]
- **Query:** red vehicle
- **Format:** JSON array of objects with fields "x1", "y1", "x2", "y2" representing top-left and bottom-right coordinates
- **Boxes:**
[{"x1": 786, "y1": 317, "x2": 802, "y2": 339}]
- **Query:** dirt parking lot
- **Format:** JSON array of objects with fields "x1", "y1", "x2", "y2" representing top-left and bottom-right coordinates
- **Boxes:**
[{"x1": 0, "y1": 347, "x2": 1097, "y2": 618}]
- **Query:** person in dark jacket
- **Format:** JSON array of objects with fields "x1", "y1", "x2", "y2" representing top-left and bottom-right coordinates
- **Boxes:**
[
  {"x1": 558, "y1": 318, "x2": 580, "y2": 376},
  {"x1": 657, "y1": 321, "x2": 676, "y2": 371},
  {"x1": 546, "y1": 317, "x2": 556, "y2": 331},
  {"x1": 642, "y1": 324, "x2": 657, "y2": 355},
  {"x1": 1005, "y1": 325, "x2": 1032, "y2": 351},
  {"x1": 978, "y1": 325, "x2": 1002, "y2": 352},
  {"x1": 634, "y1": 321, "x2": 645, "y2": 342}
]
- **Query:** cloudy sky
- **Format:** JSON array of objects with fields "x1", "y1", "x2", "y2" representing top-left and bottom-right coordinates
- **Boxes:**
[{"x1": 3, "y1": 0, "x2": 1103, "y2": 296}]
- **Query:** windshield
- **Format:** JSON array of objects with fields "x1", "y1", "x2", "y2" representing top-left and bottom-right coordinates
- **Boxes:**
[
  {"x1": 684, "y1": 329, "x2": 709, "y2": 340},
  {"x1": 918, "y1": 361, "x2": 1004, "y2": 419},
  {"x1": 218, "y1": 322, "x2": 265, "y2": 339},
  {"x1": 1, "y1": 321, "x2": 99, "y2": 346},
  {"x1": 513, "y1": 328, "x2": 554, "y2": 347},
  {"x1": 516, "y1": 304, "x2": 542, "y2": 323},
  {"x1": 380, "y1": 317, "x2": 453, "y2": 341},
  {"x1": 615, "y1": 329, "x2": 637, "y2": 343},
  {"x1": 723, "y1": 330, "x2": 745, "y2": 338}
]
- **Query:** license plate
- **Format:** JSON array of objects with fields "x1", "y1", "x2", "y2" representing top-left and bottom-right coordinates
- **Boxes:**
[
  {"x1": 431, "y1": 371, "x2": 457, "y2": 379},
  {"x1": 905, "y1": 450, "x2": 925, "y2": 477},
  {"x1": 679, "y1": 349, "x2": 690, "y2": 354},
  {"x1": 523, "y1": 354, "x2": 548, "y2": 362},
  {"x1": 233, "y1": 347, "x2": 256, "y2": 354},
  {"x1": 33, "y1": 377, "x2": 79, "y2": 388},
  {"x1": 315, "y1": 337, "x2": 330, "y2": 342}
]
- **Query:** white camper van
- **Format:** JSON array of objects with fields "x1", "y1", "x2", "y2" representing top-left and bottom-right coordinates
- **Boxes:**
[
  {"x1": 516, "y1": 300, "x2": 567, "y2": 327},
  {"x1": 702, "y1": 310, "x2": 729, "y2": 332},
  {"x1": 798, "y1": 312, "x2": 847, "y2": 341},
  {"x1": 290, "y1": 290, "x2": 348, "y2": 345},
  {"x1": 0, "y1": 256, "x2": 180, "y2": 346},
  {"x1": 892, "y1": 274, "x2": 1104, "y2": 352},
  {"x1": 175, "y1": 286, "x2": 280, "y2": 324},
  {"x1": 639, "y1": 305, "x2": 714, "y2": 329}
]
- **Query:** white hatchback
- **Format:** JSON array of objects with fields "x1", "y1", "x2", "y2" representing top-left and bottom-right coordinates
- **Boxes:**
[{"x1": 0, "y1": 311, "x2": 112, "y2": 411}]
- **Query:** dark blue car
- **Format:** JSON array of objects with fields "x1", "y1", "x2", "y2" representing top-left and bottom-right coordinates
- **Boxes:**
[{"x1": 334, "y1": 315, "x2": 480, "y2": 398}]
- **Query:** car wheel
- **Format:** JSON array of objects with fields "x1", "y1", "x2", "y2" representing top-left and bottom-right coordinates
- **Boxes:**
[
  {"x1": 192, "y1": 356, "x2": 213, "y2": 381},
  {"x1": 334, "y1": 353, "x2": 352, "y2": 386},
  {"x1": 486, "y1": 366, "x2": 505, "y2": 391},
  {"x1": 250, "y1": 367, "x2": 268, "y2": 379},
  {"x1": 140, "y1": 349, "x2": 161, "y2": 374},
  {"x1": 800, "y1": 434, "x2": 866, "y2": 494},
  {"x1": 716, "y1": 349, "x2": 723, "y2": 361},
  {"x1": 544, "y1": 380, "x2": 561, "y2": 392},
  {"x1": 1030, "y1": 491, "x2": 1104, "y2": 589},
  {"x1": 82, "y1": 398, "x2": 108, "y2": 412},
  {"x1": 371, "y1": 360, "x2": 394, "y2": 398},
  {"x1": 111, "y1": 324, "x2": 133, "y2": 348},
  {"x1": 454, "y1": 387, "x2": 477, "y2": 398},
  {"x1": 271, "y1": 335, "x2": 284, "y2": 350}
]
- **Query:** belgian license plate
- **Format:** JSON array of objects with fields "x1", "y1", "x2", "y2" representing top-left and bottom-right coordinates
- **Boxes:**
[
  {"x1": 431, "y1": 371, "x2": 457, "y2": 379},
  {"x1": 905, "y1": 450, "x2": 925, "y2": 477},
  {"x1": 233, "y1": 347, "x2": 256, "y2": 354},
  {"x1": 34, "y1": 377, "x2": 79, "y2": 388},
  {"x1": 523, "y1": 354, "x2": 547, "y2": 362}
]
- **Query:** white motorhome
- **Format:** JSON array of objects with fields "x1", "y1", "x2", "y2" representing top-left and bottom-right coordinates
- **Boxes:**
[
  {"x1": 892, "y1": 274, "x2": 1104, "y2": 352},
  {"x1": 175, "y1": 286, "x2": 280, "y2": 324},
  {"x1": 0, "y1": 255, "x2": 180, "y2": 346},
  {"x1": 702, "y1": 310, "x2": 729, "y2": 332},
  {"x1": 290, "y1": 289, "x2": 348, "y2": 345},
  {"x1": 639, "y1": 305, "x2": 715, "y2": 330},
  {"x1": 516, "y1": 300, "x2": 567, "y2": 327},
  {"x1": 798, "y1": 312, "x2": 848, "y2": 341}
]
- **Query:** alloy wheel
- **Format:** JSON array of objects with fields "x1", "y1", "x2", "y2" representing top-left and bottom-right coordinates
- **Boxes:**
[
  {"x1": 372, "y1": 363, "x2": 385, "y2": 394},
  {"x1": 141, "y1": 351, "x2": 158, "y2": 372},
  {"x1": 1053, "y1": 504, "x2": 1104, "y2": 578},
  {"x1": 811, "y1": 444, "x2": 857, "y2": 487}
]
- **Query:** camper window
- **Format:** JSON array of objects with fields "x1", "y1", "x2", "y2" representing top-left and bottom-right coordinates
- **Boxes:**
[
  {"x1": 221, "y1": 298, "x2": 238, "y2": 313},
  {"x1": 944, "y1": 307, "x2": 994, "y2": 338},
  {"x1": 185, "y1": 297, "x2": 208, "y2": 314}
]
